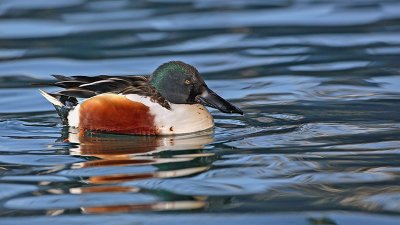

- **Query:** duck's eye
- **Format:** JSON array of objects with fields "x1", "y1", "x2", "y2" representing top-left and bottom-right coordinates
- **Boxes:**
[{"x1": 184, "y1": 79, "x2": 191, "y2": 85}]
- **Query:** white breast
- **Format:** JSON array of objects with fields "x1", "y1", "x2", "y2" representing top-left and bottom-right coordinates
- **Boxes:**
[{"x1": 126, "y1": 94, "x2": 214, "y2": 135}]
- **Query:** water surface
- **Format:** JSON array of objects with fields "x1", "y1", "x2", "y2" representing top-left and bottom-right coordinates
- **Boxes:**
[{"x1": 0, "y1": 0, "x2": 400, "y2": 224}]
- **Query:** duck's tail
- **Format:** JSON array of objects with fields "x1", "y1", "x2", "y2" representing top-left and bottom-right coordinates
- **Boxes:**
[{"x1": 39, "y1": 89, "x2": 78, "y2": 124}]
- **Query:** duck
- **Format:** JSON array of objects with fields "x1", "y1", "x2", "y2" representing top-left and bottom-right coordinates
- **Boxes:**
[{"x1": 39, "y1": 61, "x2": 243, "y2": 135}]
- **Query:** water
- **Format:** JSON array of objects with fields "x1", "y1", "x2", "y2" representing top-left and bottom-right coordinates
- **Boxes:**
[{"x1": 0, "y1": 0, "x2": 400, "y2": 224}]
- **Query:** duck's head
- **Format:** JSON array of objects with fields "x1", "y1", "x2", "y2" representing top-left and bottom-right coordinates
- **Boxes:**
[{"x1": 149, "y1": 61, "x2": 243, "y2": 115}]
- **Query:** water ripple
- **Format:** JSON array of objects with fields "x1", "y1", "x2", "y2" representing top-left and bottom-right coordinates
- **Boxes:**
[{"x1": 0, "y1": 0, "x2": 400, "y2": 221}]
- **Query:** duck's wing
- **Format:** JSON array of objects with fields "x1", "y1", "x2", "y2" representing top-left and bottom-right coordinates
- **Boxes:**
[
  {"x1": 44, "y1": 75, "x2": 171, "y2": 109},
  {"x1": 49, "y1": 75, "x2": 148, "y2": 98}
]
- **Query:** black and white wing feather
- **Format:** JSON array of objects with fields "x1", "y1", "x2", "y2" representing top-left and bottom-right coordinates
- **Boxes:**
[{"x1": 48, "y1": 75, "x2": 170, "y2": 109}]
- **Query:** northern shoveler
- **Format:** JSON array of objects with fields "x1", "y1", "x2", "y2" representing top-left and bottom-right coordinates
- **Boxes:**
[{"x1": 40, "y1": 61, "x2": 243, "y2": 135}]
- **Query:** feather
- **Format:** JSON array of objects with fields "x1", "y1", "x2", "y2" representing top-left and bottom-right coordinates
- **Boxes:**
[
  {"x1": 59, "y1": 89, "x2": 97, "y2": 98},
  {"x1": 52, "y1": 74, "x2": 73, "y2": 81},
  {"x1": 43, "y1": 75, "x2": 170, "y2": 109},
  {"x1": 39, "y1": 89, "x2": 78, "y2": 124}
]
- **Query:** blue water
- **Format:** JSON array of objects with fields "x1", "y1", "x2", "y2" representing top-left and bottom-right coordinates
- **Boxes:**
[{"x1": 0, "y1": 0, "x2": 400, "y2": 224}]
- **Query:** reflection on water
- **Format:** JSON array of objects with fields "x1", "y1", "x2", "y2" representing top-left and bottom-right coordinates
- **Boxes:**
[
  {"x1": 0, "y1": 0, "x2": 400, "y2": 224},
  {"x1": 2, "y1": 131, "x2": 215, "y2": 215},
  {"x1": 67, "y1": 129, "x2": 214, "y2": 184},
  {"x1": 68, "y1": 128, "x2": 214, "y2": 156},
  {"x1": 66, "y1": 131, "x2": 212, "y2": 213}
]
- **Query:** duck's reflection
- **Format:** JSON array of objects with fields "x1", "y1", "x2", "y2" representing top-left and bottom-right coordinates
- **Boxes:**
[
  {"x1": 58, "y1": 129, "x2": 215, "y2": 214},
  {"x1": 81, "y1": 200, "x2": 207, "y2": 214},
  {"x1": 67, "y1": 185, "x2": 207, "y2": 214},
  {"x1": 67, "y1": 128, "x2": 214, "y2": 157}
]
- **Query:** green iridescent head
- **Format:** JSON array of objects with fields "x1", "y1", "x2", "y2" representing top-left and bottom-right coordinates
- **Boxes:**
[
  {"x1": 149, "y1": 61, "x2": 243, "y2": 114},
  {"x1": 150, "y1": 61, "x2": 202, "y2": 104}
]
